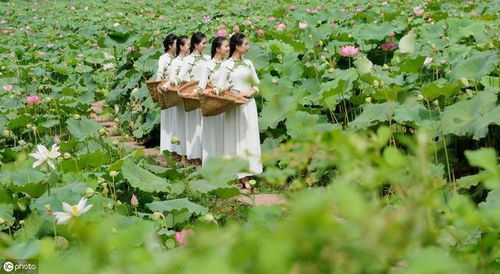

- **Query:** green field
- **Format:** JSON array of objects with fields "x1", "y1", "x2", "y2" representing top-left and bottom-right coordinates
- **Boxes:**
[{"x1": 0, "y1": 0, "x2": 499, "y2": 273}]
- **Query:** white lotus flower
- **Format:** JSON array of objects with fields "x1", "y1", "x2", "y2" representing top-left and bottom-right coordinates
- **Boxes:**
[
  {"x1": 52, "y1": 197, "x2": 93, "y2": 225},
  {"x1": 29, "y1": 144, "x2": 61, "y2": 169}
]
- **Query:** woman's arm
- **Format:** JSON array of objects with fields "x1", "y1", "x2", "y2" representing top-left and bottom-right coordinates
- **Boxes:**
[
  {"x1": 167, "y1": 59, "x2": 179, "y2": 84},
  {"x1": 155, "y1": 56, "x2": 166, "y2": 79},
  {"x1": 214, "y1": 62, "x2": 229, "y2": 95},
  {"x1": 173, "y1": 56, "x2": 191, "y2": 86},
  {"x1": 240, "y1": 60, "x2": 260, "y2": 98},
  {"x1": 196, "y1": 63, "x2": 210, "y2": 94}
]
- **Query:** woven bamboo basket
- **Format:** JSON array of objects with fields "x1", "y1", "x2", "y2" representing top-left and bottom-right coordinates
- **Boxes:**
[
  {"x1": 178, "y1": 81, "x2": 205, "y2": 112},
  {"x1": 146, "y1": 79, "x2": 165, "y2": 103},
  {"x1": 199, "y1": 89, "x2": 249, "y2": 117},
  {"x1": 157, "y1": 81, "x2": 184, "y2": 110}
]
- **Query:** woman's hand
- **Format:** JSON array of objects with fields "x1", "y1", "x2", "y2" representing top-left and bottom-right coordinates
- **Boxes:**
[{"x1": 238, "y1": 90, "x2": 252, "y2": 98}]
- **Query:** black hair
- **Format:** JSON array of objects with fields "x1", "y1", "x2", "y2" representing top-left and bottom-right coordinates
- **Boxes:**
[
  {"x1": 229, "y1": 32, "x2": 246, "y2": 58},
  {"x1": 189, "y1": 32, "x2": 207, "y2": 53},
  {"x1": 163, "y1": 34, "x2": 178, "y2": 53},
  {"x1": 176, "y1": 35, "x2": 189, "y2": 56},
  {"x1": 211, "y1": 36, "x2": 227, "y2": 59}
]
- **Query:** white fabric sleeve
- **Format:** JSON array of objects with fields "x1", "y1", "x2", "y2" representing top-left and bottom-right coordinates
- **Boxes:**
[
  {"x1": 198, "y1": 65, "x2": 209, "y2": 90},
  {"x1": 167, "y1": 60, "x2": 178, "y2": 83},
  {"x1": 175, "y1": 57, "x2": 191, "y2": 85},
  {"x1": 249, "y1": 60, "x2": 260, "y2": 92},
  {"x1": 215, "y1": 63, "x2": 229, "y2": 95},
  {"x1": 155, "y1": 56, "x2": 165, "y2": 79}
]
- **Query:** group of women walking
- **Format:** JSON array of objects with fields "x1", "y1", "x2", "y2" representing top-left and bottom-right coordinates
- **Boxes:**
[{"x1": 155, "y1": 31, "x2": 262, "y2": 188}]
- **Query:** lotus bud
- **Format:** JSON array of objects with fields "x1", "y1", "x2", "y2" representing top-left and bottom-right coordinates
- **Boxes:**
[
  {"x1": 203, "y1": 213, "x2": 215, "y2": 222},
  {"x1": 131, "y1": 194, "x2": 139, "y2": 207},
  {"x1": 109, "y1": 170, "x2": 118, "y2": 177},
  {"x1": 365, "y1": 97, "x2": 372, "y2": 103},
  {"x1": 152, "y1": 211, "x2": 164, "y2": 220},
  {"x1": 85, "y1": 187, "x2": 95, "y2": 197}
]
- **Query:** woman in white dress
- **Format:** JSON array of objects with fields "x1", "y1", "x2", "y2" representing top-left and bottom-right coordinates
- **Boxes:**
[
  {"x1": 172, "y1": 32, "x2": 210, "y2": 166},
  {"x1": 196, "y1": 36, "x2": 229, "y2": 164},
  {"x1": 156, "y1": 34, "x2": 177, "y2": 157},
  {"x1": 164, "y1": 35, "x2": 191, "y2": 159},
  {"x1": 215, "y1": 32, "x2": 262, "y2": 189}
]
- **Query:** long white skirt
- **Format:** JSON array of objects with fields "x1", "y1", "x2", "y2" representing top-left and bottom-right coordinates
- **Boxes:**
[
  {"x1": 167, "y1": 102, "x2": 186, "y2": 155},
  {"x1": 185, "y1": 108, "x2": 203, "y2": 159},
  {"x1": 160, "y1": 108, "x2": 175, "y2": 152},
  {"x1": 201, "y1": 113, "x2": 224, "y2": 164},
  {"x1": 223, "y1": 98, "x2": 262, "y2": 179}
]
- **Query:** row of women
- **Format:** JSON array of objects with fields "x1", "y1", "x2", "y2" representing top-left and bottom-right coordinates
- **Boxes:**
[{"x1": 155, "y1": 31, "x2": 262, "y2": 186}]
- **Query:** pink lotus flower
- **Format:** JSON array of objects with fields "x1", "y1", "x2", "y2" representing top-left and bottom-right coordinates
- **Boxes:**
[
  {"x1": 175, "y1": 229, "x2": 194, "y2": 246},
  {"x1": 126, "y1": 46, "x2": 135, "y2": 51},
  {"x1": 355, "y1": 7, "x2": 363, "y2": 12},
  {"x1": 216, "y1": 29, "x2": 228, "y2": 37},
  {"x1": 131, "y1": 194, "x2": 138, "y2": 207},
  {"x1": 389, "y1": 31, "x2": 396, "y2": 37},
  {"x1": 243, "y1": 20, "x2": 252, "y2": 26},
  {"x1": 381, "y1": 41, "x2": 398, "y2": 52},
  {"x1": 268, "y1": 17, "x2": 276, "y2": 21},
  {"x1": 276, "y1": 23, "x2": 286, "y2": 31},
  {"x1": 34, "y1": 2, "x2": 38, "y2": 6},
  {"x1": 47, "y1": 43, "x2": 54, "y2": 48},
  {"x1": 290, "y1": 5, "x2": 297, "y2": 10},
  {"x1": 3, "y1": 84, "x2": 13, "y2": 91},
  {"x1": 69, "y1": 6, "x2": 76, "y2": 10},
  {"x1": 256, "y1": 29, "x2": 265, "y2": 36},
  {"x1": 53, "y1": 135, "x2": 61, "y2": 144},
  {"x1": 27, "y1": 95, "x2": 41, "y2": 105},
  {"x1": 233, "y1": 25, "x2": 240, "y2": 33},
  {"x1": 306, "y1": 8, "x2": 313, "y2": 13},
  {"x1": 77, "y1": 53, "x2": 85, "y2": 58},
  {"x1": 413, "y1": 7, "x2": 424, "y2": 16},
  {"x1": 299, "y1": 22, "x2": 308, "y2": 29},
  {"x1": 340, "y1": 46, "x2": 360, "y2": 57},
  {"x1": 330, "y1": 22, "x2": 337, "y2": 29},
  {"x1": 407, "y1": 29, "x2": 415, "y2": 35},
  {"x1": 203, "y1": 16, "x2": 211, "y2": 24},
  {"x1": 158, "y1": 15, "x2": 165, "y2": 20}
]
